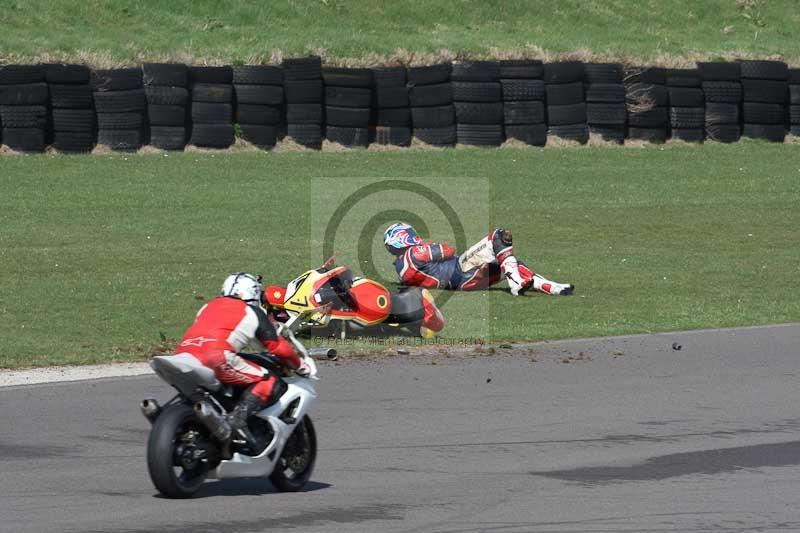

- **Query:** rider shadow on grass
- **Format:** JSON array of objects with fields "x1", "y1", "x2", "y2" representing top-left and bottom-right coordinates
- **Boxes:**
[{"x1": 153, "y1": 479, "x2": 331, "y2": 499}]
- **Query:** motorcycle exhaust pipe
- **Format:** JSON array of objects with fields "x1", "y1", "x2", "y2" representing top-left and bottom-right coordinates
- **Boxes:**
[
  {"x1": 193, "y1": 400, "x2": 232, "y2": 443},
  {"x1": 309, "y1": 347, "x2": 338, "y2": 361},
  {"x1": 140, "y1": 398, "x2": 161, "y2": 424}
]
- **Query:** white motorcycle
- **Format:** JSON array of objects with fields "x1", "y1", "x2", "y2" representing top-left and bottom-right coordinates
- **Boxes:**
[{"x1": 141, "y1": 309, "x2": 335, "y2": 498}]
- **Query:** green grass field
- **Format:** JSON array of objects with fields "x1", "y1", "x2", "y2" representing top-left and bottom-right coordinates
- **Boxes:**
[
  {"x1": 2, "y1": 142, "x2": 799, "y2": 368},
  {"x1": 1, "y1": 0, "x2": 799, "y2": 65}
]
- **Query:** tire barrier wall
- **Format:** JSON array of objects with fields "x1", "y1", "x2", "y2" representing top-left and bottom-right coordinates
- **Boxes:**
[{"x1": 0, "y1": 58, "x2": 795, "y2": 152}]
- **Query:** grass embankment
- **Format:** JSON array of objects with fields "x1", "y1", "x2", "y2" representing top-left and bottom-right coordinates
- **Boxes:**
[
  {"x1": 1, "y1": 142, "x2": 799, "y2": 367},
  {"x1": 1, "y1": 0, "x2": 799, "y2": 65}
]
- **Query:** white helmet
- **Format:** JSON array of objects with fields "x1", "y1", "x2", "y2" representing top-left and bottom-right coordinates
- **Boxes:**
[{"x1": 221, "y1": 272, "x2": 264, "y2": 306}]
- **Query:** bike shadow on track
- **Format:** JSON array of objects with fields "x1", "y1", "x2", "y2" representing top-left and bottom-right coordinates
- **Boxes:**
[{"x1": 153, "y1": 479, "x2": 332, "y2": 499}]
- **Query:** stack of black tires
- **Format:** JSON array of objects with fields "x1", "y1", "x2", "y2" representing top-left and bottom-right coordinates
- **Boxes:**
[
  {"x1": 0, "y1": 65, "x2": 49, "y2": 152},
  {"x1": 499, "y1": 59, "x2": 546, "y2": 146},
  {"x1": 233, "y1": 65, "x2": 284, "y2": 149},
  {"x1": 92, "y1": 68, "x2": 146, "y2": 151},
  {"x1": 48, "y1": 64, "x2": 95, "y2": 153},
  {"x1": 189, "y1": 67, "x2": 234, "y2": 148},
  {"x1": 452, "y1": 61, "x2": 504, "y2": 147},
  {"x1": 283, "y1": 56, "x2": 323, "y2": 149},
  {"x1": 372, "y1": 66, "x2": 411, "y2": 146},
  {"x1": 584, "y1": 63, "x2": 626, "y2": 144},
  {"x1": 699, "y1": 62, "x2": 741, "y2": 143},
  {"x1": 323, "y1": 67, "x2": 373, "y2": 147},
  {"x1": 408, "y1": 63, "x2": 456, "y2": 146},
  {"x1": 666, "y1": 68, "x2": 704, "y2": 143},
  {"x1": 740, "y1": 60, "x2": 788, "y2": 143},
  {"x1": 789, "y1": 69, "x2": 800, "y2": 137},
  {"x1": 143, "y1": 63, "x2": 189, "y2": 151},
  {"x1": 544, "y1": 61, "x2": 588, "y2": 144},
  {"x1": 625, "y1": 67, "x2": 669, "y2": 143}
]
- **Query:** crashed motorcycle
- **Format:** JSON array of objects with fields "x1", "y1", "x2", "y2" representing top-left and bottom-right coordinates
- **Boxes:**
[{"x1": 141, "y1": 309, "x2": 333, "y2": 498}]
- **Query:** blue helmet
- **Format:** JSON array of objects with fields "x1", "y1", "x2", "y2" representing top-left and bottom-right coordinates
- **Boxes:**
[{"x1": 383, "y1": 222, "x2": 422, "y2": 254}]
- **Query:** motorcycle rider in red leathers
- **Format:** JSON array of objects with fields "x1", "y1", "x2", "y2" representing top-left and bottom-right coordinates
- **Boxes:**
[
  {"x1": 384, "y1": 223, "x2": 574, "y2": 296},
  {"x1": 174, "y1": 273, "x2": 313, "y2": 447}
]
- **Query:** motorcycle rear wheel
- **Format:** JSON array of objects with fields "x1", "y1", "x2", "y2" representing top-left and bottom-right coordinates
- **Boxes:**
[
  {"x1": 270, "y1": 415, "x2": 317, "y2": 492},
  {"x1": 147, "y1": 403, "x2": 211, "y2": 498}
]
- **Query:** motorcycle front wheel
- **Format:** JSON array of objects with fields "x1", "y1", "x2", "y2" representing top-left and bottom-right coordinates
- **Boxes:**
[
  {"x1": 146, "y1": 403, "x2": 211, "y2": 498},
  {"x1": 270, "y1": 415, "x2": 317, "y2": 492}
]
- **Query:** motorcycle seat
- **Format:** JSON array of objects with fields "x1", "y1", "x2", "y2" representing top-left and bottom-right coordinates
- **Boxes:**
[{"x1": 151, "y1": 354, "x2": 221, "y2": 395}]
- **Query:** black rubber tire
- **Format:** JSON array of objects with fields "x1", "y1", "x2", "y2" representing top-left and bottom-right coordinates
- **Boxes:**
[
  {"x1": 191, "y1": 102, "x2": 232, "y2": 124},
  {"x1": 325, "y1": 105, "x2": 371, "y2": 127},
  {"x1": 584, "y1": 83, "x2": 625, "y2": 103},
  {"x1": 148, "y1": 105, "x2": 187, "y2": 126},
  {"x1": 627, "y1": 106, "x2": 668, "y2": 128},
  {"x1": 627, "y1": 127, "x2": 668, "y2": 143},
  {"x1": 374, "y1": 86, "x2": 409, "y2": 108},
  {"x1": 706, "y1": 123, "x2": 741, "y2": 143},
  {"x1": 457, "y1": 123, "x2": 503, "y2": 146},
  {"x1": 372, "y1": 126, "x2": 412, "y2": 146},
  {"x1": 545, "y1": 82, "x2": 584, "y2": 105},
  {"x1": 51, "y1": 108, "x2": 95, "y2": 132},
  {"x1": 286, "y1": 123, "x2": 322, "y2": 147},
  {"x1": 325, "y1": 125, "x2": 370, "y2": 147},
  {"x1": 322, "y1": 67, "x2": 373, "y2": 88},
  {"x1": 0, "y1": 65, "x2": 46, "y2": 85},
  {"x1": 451, "y1": 61, "x2": 500, "y2": 82},
  {"x1": 705, "y1": 103, "x2": 740, "y2": 125},
  {"x1": 791, "y1": 125, "x2": 800, "y2": 136},
  {"x1": 742, "y1": 123, "x2": 786, "y2": 142},
  {"x1": 588, "y1": 125, "x2": 625, "y2": 143},
  {"x1": 236, "y1": 104, "x2": 282, "y2": 125},
  {"x1": 149, "y1": 126, "x2": 187, "y2": 150},
  {"x1": 325, "y1": 86, "x2": 372, "y2": 108},
  {"x1": 269, "y1": 416, "x2": 317, "y2": 492},
  {"x1": 503, "y1": 101, "x2": 545, "y2": 125},
  {"x1": 91, "y1": 68, "x2": 142, "y2": 91},
  {"x1": 665, "y1": 69, "x2": 702, "y2": 87},
  {"x1": 702, "y1": 81, "x2": 742, "y2": 103},
  {"x1": 668, "y1": 87, "x2": 704, "y2": 107},
  {"x1": 0, "y1": 83, "x2": 49, "y2": 105},
  {"x1": 586, "y1": 102, "x2": 627, "y2": 125},
  {"x1": 790, "y1": 86, "x2": 800, "y2": 105},
  {"x1": 583, "y1": 63, "x2": 623, "y2": 84},
  {"x1": 413, "y1": 125, "x2": 457, "y2": 146},
  {"x1": 543, "y1": 61, "x2": 584, "y2": 84},
  {"x1": 372, "y1": 67, "x2": 407, "y2": 88},
  {"x1": 624, "y1": 66, "x2": 666, "y2": 85},
  {"x1": 240, "y1": 124, "x2": 278, "y2": 147},
  {"x1": 741, "y1": 79, "x2": 788, "y2": 104},
  {"x1": 739, "y1": 60, "x2": 788, "y2": 81},
  {"x1": 454, "y1": 102, "x2": 503, "y2": 124},
  {"x1": 46, "y1": 64, "x2": 90, "y2": 84},
  {"x1": 284, "y1": 80, "x2": 323, "y2": 103},
  {"x1": 286, "y1": 103, "x2": 323, "y2": 124},
  {"x1": 143, "y1": 63, "x2": 188, "y2": 87},
  {"x1": 234, "y1": 84, "x2": 284, "y2": 105},
  {"x1": 146, "y1": 86, "x2": 189, "y2": 105},
  {"x1": 232, "y1": 65, "x2": 283, "y2": 85},
  {"x1": 742, "y1": 102, "x2": 786, "y2": 125},
  {"x1": 790, "y1": 69, "x2": 800, "y2": 84},
  {"x1": 625, "y1": 83, "x2": 669, "y2": 106},
  {"x1": 698, "y1": 62, "x2": 741, "y2": 81},
  {"x1": 376, "y1": 107, "x2": 412, "y2": 127},
  {"x1": 547, "y1": 123, "x2": 589, "y2": 143},
  {"x1": 500, "y1": 79, "x2": 545, "y2": 101},
  {"x1": 407, "y1": 64, "x2": 451, "y2": 85},
  {"x1": 669, "y1": 107, "x2": 705, "y2": 129},
  {"x1": 504, "y1": 123, "x2": 547, "y2": 145},
  {"x1": 411, "y1": 105, "x2": 454, "y2": 128},
  {"x1": 188, "y1": 66, "x2": 233, "y2": 84},
  {"x1": 0, "y1": 105, "x2": 47, "y2": 128},
  {"x1": 97, "y1": 128, "x2": 142, "y2": 151},
  {"x1": 790, "y1": 105, "x2": 800, "y2": 125},
  {"x1": 96, "y1": 112, "x2": 144, "y2": 130},
  {"x1": 1, "y1": 127, "x2": 45, "y2": 151},
  {"x1": 281, "y1": 57, "x2": 322, "y2": 81},
  {"x1": 189, "y1": 123, "x2": 234, "y2": 148},
  {"x1": 547, "y1": 103, "x2": 587, "y2": 126},
  {"x1": 452, "y1": 81, "x2": 501, "y2": 102},
  {"x1": 92, "y1": 89, "x2": 146, "y2": 113},
  {"x1": 408, "y1": 83, "x2": 452, "y2": 107},
  {"x1": 191, "y1": 84, "x2": 233, "y2": 103},
  {"x1": 49, "y1": 84, "x2": 93, "y2": 108},
  {"x1": 52, "y1": 130, "x2": 95, "y2": 152},
  {"x1": 670, "y1": 128, "x2": 704, "y2": 143},
  {"x1": 498, "y1": 59, "x2": 543, "y2": 79}
]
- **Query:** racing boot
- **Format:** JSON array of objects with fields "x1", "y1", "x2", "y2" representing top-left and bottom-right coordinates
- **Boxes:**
[
  {"x1": 227, "y1": 386, "x2": 267, "y2": 451},
  {"x1": 419, "y1": 288, "x2": 445, "y2": 338}
]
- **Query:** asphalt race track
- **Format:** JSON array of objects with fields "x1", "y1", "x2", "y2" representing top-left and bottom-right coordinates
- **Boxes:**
[{"x1": 2, "y1": 324, "x2": 799, "y2": 532}]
